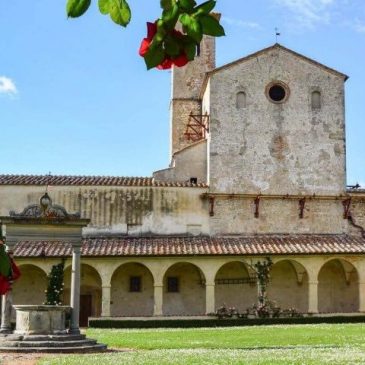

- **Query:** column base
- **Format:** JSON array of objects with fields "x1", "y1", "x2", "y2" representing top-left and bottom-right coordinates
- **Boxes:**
[
  {"x1": 0, "y1": 329, "x2": 13, "y2": 335},
  {"x1": 68, "y1": 328, "x2": 81, "y2": 335}
]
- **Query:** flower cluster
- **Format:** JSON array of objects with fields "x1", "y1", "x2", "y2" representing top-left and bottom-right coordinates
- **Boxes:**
[{"x1": 139, "y1": 22, "x2": 189, "y2": 70}]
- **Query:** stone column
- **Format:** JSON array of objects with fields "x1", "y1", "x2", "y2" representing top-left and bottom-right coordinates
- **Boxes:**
[
  {"x1": 101, "y1": 286, "x2": 111, "y2": 317},
  {"x1": 358, "y1": 281, "x2": 365, "y2": 312},
  {"x1": 308, "y1": 281, "x2": 319, "y2": 314},
  {"x1": 0, "y1": 291, "x2": 13, "y2": 334},
  {"x1": 153, "y1": 284, "x2": 163, "y2": 316},
  {"x1": 69, "y1": 244, "x2": 81, "y2": 334},
  {"x1": 0, "y1": 243, "x2": 15, "y2": 334},
  {"x1": 205, "y1": 282, "x2": 215, "y2": 314}
]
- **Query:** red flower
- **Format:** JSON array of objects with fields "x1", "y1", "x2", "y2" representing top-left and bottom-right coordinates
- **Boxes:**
[
  {"x1": 139, "y1": 22, "x2": 189, "y2": 70},
  {"x1": 0, "y1": 275, "x2": 11, "y2": 295},
  {"x1": 139, "y1": 22, "x2": 157, "y2": 57}
]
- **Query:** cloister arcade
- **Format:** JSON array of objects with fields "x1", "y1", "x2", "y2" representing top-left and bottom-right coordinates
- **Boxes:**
[{"x1": 11, "y1": 255, "x2": 364, "y2": 321}]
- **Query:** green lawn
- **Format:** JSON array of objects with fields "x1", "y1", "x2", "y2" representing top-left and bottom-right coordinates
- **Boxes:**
[{"x1": 38, "y1": 324, "x2": 365, "y2": 365}]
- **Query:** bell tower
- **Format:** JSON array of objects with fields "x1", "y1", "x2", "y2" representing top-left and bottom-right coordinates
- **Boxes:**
[{"x1": 170, "y1": 34, "x2": 216, "y2": 156}]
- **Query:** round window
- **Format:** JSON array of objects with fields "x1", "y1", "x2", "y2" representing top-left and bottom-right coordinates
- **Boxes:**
[{"x1": 266, "y1": 82, "x2": 289, "y2": 103}]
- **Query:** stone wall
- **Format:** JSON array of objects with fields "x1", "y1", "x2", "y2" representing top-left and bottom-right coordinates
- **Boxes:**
[
  {"x1": 204, "y1": 46, "x2": 346, "y2": 195},
  {"x1": 209, "y1": 197, "x2": 349, "y2": 235},
  {"x1": 153, "y1": 140, "x2": 207, "y2": 184},
  {"x1": 170, "y1": 35, "x2": 215, "y2": 155},
  {"x1": 0, "y1": 185, "x2": 209, "y2": 236}
]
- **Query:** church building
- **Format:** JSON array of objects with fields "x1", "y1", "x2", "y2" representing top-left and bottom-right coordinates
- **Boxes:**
[{"x1": 1, "y1": 38, "x2": 365, "y2": 324}]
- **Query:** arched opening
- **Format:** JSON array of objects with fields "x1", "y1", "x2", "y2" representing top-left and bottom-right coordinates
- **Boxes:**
[
  {"x1": 13, "y1": 264, "x2": 47, "y2": 306},
  {"x1": 236, "y1": 91, "x2": 247, "y2": 109},
  {"x1": 267, "y1": 260, "x2": 308, "y2": 313},
  {"x1": 111, "y1": 262, "x2": 154, "y2": 317},
  {"x1": 64, "y1": 264, "x2": 102, "y2": 325},
  {"x1": 214, "y1": 261, "x2": 255, "y2": 312},
  {"x1": 318, "y1": 259, "x2": 358, "y2": 313},
  {"x1": 311, "y1": 90, "x2": 321, "y2": 110},
  {"x1": 163, "y1": 262, "x2": 205, "y2": 315}
]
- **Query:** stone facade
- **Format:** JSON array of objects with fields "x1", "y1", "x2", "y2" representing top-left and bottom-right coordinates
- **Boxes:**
[{"x1": 1, "y1": 42, "x2": 365, "y2": 321}]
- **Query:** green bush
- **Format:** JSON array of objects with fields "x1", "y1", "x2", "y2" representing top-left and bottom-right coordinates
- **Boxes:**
[{"x1": 89, "y1": 315, "x2": 365, "y2": 329}]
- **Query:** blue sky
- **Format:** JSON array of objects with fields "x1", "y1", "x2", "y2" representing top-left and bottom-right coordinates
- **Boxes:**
[{"x1": 0, "y1": 0, "x2": 364, "y2": 186}]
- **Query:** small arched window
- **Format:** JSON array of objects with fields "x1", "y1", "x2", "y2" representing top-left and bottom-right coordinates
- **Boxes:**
[
  {"x1": 236, "y1": 91, "x2": 247, "y2": 109},
  {"x1": 311, "y1": 91, "x2": 321, "y2": 110}
]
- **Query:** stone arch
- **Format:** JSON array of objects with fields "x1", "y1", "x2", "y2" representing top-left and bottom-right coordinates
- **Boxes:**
[
  {"x1": 110, "y1": 262, "x2": 154, "y2": 317},
  {"x1": 236, "y1": 91, "x2": 247, "y2": 109},
  {"x1": 163, "y1": 262, "x2": 206, "y2": 316},
  {"x1": 267, "y1": 259, "x2": 309, "y2": 313},
  {"x1": 13, "y1": 264, "x2": 48, "y2": 306},
  {"x1": 318, "y1": 258, "x2": 359, "y2": 313},
  {"x1": 64, "y1": 263, "x2": 102, "y2": 324},
  {"x1": 214, "y1": 261, "x2": 256, "y2": 312}
]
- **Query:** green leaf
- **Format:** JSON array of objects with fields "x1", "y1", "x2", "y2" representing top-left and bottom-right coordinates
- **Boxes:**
[
  {"x1": 162, "y1": 4, "x2": 180, "y2": 29},
  {"x1": 98, "y1": 0, "x2": 110, "y2": 14},
  {"x1": 66, "y1": 0, "x2": 91, "y2": 18},
  {"x1": 0, "y1": 245, "x2": 11, "y2": 277},
  {"x1": 109, "y1": 0, "x2": 131, "y2": 27},
  {"x1": 199, "y1": 14, "x2": 225, "y2": 36},
  {"x1": 179, "y1": 14, "x2": 202, "y2": 42},
  {"x1": 144, "y1": 47, "x2": 166, "y2": 70},
  {"x1": 184, "y1": 41, "x2": 197, "y2": 61},
  {"x1": 178, "y1": 0, "x2": 196, "y2": 12},
  {"x1": 194, "y1": 0, "x2": 216, "y2": 15},
  {"x1": 160, "y1": 0, "x2": 175, "y2": 10},
  {"x1": 165, "y1": 37, "x2": 181, "y2": 57}
]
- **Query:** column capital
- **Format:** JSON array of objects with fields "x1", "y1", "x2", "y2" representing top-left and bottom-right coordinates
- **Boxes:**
[
  {"x1": 308, "y1": 281, "x2": 319, "y2": 285},
  {"x1": 205, "y1": 282, "x2": 215, "y2": 287}
]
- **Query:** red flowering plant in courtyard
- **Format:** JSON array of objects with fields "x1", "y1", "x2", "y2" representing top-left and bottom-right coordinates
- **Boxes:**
[{"x1": 66, "y1": 0, "x2": 225, "y2": 70}]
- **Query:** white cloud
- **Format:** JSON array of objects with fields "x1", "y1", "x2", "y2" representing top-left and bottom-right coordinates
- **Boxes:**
[
  {"x1": 222, "y1": 17, "x2": 262, "y2": 30},
  {"x1": 0, "y1": 76, "x2": 17, "y2": 95},
  {"x1": 275, "y1": 0, "x2": 335, "y2": 29},
  {"x1": 353, "y1": 19, "x2": 365, "y2": 33}
]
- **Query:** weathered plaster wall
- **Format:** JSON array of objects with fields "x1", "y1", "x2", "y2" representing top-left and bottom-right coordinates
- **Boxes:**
[
  {"x1": 268, "y1": 261, "x2": 308, "y2": 313},
  {"x1": 153, "y1": 140, "x2": 207, "y2": 184},
  {"x1": 0, "y1": 185, "x2": 209, "y2": 236},
  {"x1": 110, "y1": 263, "x2": 154, "y2": 317},
  {"x1": 13, "y1": 265, "x2": 47, "y2": 306},
  {"x1": 209, "y1": 197, "x2": 349, "y2": 235},
  {"x1": 318, "y1": 260, "x2": 358, "y2": 312},
  {"x1": 214, "y1": 262, "x2": 256, "y2": 312},
  {"x1": 205, "y1": 46, "x2": 346, "y2": 195},
  {"x1": 64, "y1": 264, "x2": 102, "y2": 317},
  {"x1": 163, "y1": 263, "x2": 206, "y2": 315}
]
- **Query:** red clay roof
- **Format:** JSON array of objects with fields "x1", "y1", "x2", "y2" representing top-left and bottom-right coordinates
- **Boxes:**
[
  {"x1": 13, "y1": 235, "x2": 365, "y2": 258},
  {"x1": 0, "y1": 175, "x2": 207, "y2": 188}
]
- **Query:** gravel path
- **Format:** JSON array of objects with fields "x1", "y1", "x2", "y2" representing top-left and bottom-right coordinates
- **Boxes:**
[{"x1": 1, "y1": 353, "x2": 48, "y2": 365}]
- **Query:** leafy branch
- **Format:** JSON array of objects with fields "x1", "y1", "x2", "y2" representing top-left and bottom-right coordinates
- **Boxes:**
[{"x1": 66, "y1": 0, "x2": 225, "y2": 69}]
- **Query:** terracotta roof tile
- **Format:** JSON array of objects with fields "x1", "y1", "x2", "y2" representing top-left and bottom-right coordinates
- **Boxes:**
[
  {"x1": 12, "y1": 234, "x2": 365, "y2": 258},
  {"x1": 0, "y1": 175, "x2": 207, "y2": 188}
]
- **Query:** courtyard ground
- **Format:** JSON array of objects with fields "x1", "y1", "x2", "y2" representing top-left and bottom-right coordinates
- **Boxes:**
[{"x1": 1, "y1": 323, "x2": 365, "y2": 364}]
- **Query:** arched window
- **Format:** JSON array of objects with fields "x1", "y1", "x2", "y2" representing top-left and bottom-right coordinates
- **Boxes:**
[
  {"x1": 236, "y1": 91, "x2": 247, "y2": 109},
  {"x1": 311, "y1": 91, "x2": 321, "y2": 110}
]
